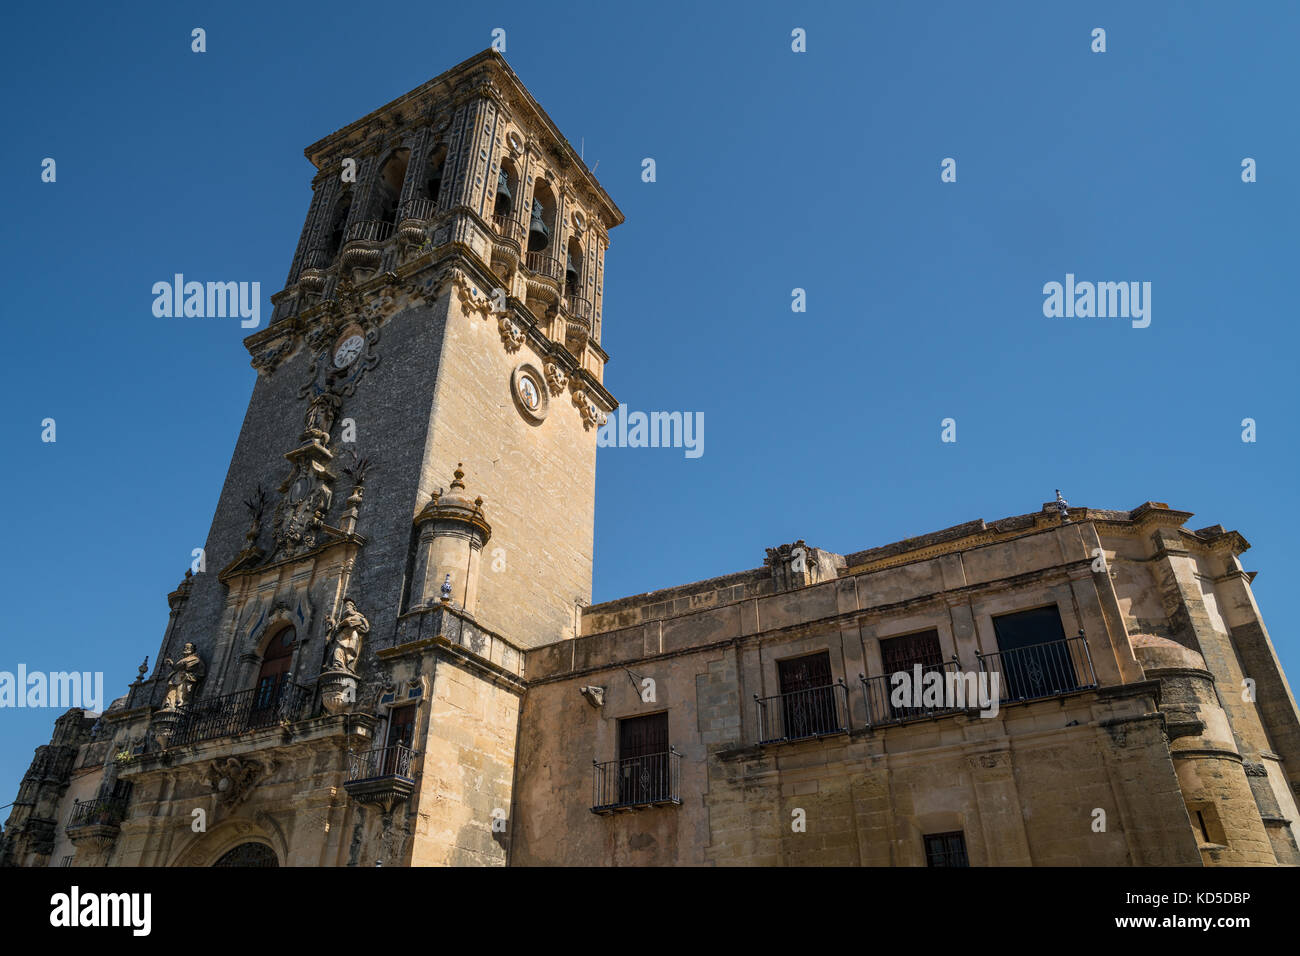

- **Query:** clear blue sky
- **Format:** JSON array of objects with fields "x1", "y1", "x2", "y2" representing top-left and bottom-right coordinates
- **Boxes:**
[{"x1": 2, "y1": 1, "x2": 1297, "y2": 808}]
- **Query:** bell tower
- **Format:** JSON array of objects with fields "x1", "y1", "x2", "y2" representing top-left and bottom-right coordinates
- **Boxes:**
[
  {"x1": 224, "y1": 48, "x2": 622, "y2": 664},
  {"x1": 0, "y1": 50, "x2": 624, "y2": 869}
]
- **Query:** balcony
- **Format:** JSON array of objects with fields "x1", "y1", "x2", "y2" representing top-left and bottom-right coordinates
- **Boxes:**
[
  {"x1": 977, "y1": 634, "x2": 1097, "y2": 704},
  {"x1": 167, "y1": 682, "x2": 313, "y2": 748},
  {"x1": 67, "y1": 797, "x2": 128, "y2": 831},
  {"x1": 860, "y1": 658, "x2": 965, "y2": 727},
  {"x1": 523, "y1": 251, "x2": 563, "y2": 282},
  {"x1": 344, "y1": 743, "x2": 417, "y2": 812},
  {"x1": 562, "y1": 294, "x2": 592, "y2": 345},
  {"x1": 340, "y1": 219, "x2": 395, "y2": 276},
  {"x1": 492, "y1": 212, "x2": 524, "y2": 246},
  {"x1": 489, "y1": 212, "x2": 525, "y2": 277},
  {"x1": 297, "y1": 248, "x2": 333, "y2": 293},
  {"x1": 755, "y1": 682, "x2": 849, "y2": 745},
  {"x1": 398, "y1": 198, "x2": 444, "y2": 247},
  {"x1": 591, "y1": 749, "x2": 682, "y2": 814},
  {"x1": 65, "y1": 796, "x2": 129, "y2": 849}
]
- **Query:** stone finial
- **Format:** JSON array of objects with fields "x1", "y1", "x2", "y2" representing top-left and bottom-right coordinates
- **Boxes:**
[
  {"x1": 134, "y1": 657, "x2": 149, "y2": 684},
  {"x1": 450, "y1": 463, "x2": 466, "y2": 491},
  {"x1": 1055, "y1": 489, "x2": 1070, "y2": 523},
  {"x1": 765, "y1": 540, "x2": 820, "y2": 590},
  {"x1": 441, "y1": 573, "x2": 453, "y2": 603}
]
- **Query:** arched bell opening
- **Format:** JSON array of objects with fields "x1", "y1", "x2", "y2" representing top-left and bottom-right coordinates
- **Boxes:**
[
  {"x1": 423, "y1": 146, "x2": 448, "y2": 210},
  {"x1": 528, "y1": 180, "x2": 556, "y2": 254},
  {"x1": 565, "y1": 236, "x2": 584, "y2": 297},
  {"x1": 374, "y1": 149, "x2": 410, "y2": 225},
  {"x1": 495, "y1": 160, "x2": 517, "y2": 220},
  {"x1": 325, "y1": 191, "x2": 353, "y2": 261}
]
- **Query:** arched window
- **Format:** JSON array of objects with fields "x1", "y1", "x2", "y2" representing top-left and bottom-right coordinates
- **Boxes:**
[
  {"x1": 374, "y1": 149, "x2": 410, "y2": 224},
  {"x1": 528, "y1": 181, "x2": 556, "y2": 254},
  {"x1": 213, "y1": 842, "x2": 279, "y2": 867},
  {"x1": 424, "y1": 146, "x2": 448, "y2": 208},
  {"x1": 565, "y1": 236, "x2": 584, "y2": 296},
  {"x1": 252, "y1": 626, "x2": 296, "y2": 719},
  {"x1": 325, "y1": 192, "x2": 353, "y2": 260},
  {"x1": 495, "y1": 159, "x2": 518, "y2": 219}
]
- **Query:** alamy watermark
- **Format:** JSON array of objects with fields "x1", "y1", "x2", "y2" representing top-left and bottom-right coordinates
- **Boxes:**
[
  {"x1": 0, "y1": 665, "x2": 103, "y2": 710},
  {"x1": 597, "y1": 404, "x2": 704, "y2": 459},
  {"x1": 152, "y1": 275, "x2": 261, "y2": 328},
  {"x1": 1042, "y1": 274, "x2": 1150, "y2": 328},
  {"x1": 889, "y1": 666, "x2": 1001, "y2": 718}
]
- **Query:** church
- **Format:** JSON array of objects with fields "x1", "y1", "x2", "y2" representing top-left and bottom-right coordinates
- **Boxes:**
[{"x1": 3, "y1": 50, "x2": 1298, "y2": 867}]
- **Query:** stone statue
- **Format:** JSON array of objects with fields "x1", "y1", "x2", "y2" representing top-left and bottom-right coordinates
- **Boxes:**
[
  {"x1": 161, "y1": 643, "x2": 206, "y2": 710},
  {"x1": 303, "y1": 391, "x2": 341, "y2": 439},
  {"x1": 324, "y1": 598, "x2": 369, "y2": 674}
]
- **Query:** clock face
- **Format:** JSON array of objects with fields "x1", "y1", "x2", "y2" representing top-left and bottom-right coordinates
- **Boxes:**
[{"x1": 333, "y1": 333, "x2": 364, "y2": 368}]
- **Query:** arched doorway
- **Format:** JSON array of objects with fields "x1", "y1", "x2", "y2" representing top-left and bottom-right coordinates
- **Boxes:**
[{"x1": 212, "y1": 842, "x2": 279, "y2": 867}]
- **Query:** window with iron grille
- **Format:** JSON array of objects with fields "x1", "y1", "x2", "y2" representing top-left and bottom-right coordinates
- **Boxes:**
[
  {"x1": 776, "y1": 651, "x2": 840, "y2": 739},
  {"x1": 924, "y1": 831, "x2": 969, "y2": 867},
  {"x1": 879, "y1": 630, "x2": 944, "y2": 720}
]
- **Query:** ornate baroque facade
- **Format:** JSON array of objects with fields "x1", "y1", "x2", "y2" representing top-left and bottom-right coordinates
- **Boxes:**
[{"x1": 3, "y1": 51, "x2": 1299, "y2": 867}]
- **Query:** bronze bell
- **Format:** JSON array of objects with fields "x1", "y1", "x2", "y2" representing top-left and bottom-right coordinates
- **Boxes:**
[
  {"x1": 495, "y1": 169, "x2": 512, "y2": 216},
  {"x1": 527, "y1": 199, "x2": 549, "y2": 252},
  {"x1": 565, "y1": 252, "x2": 579, "y2": 290}
]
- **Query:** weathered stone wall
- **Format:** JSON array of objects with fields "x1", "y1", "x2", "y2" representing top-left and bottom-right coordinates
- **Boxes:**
[{"x1": 419, "y1": 278, "x2": 599, "y2": 647}]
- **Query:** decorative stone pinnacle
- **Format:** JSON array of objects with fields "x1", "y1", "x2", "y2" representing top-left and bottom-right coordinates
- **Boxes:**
[
  {"x1": 441, "y1": 573, "x2": 453, "y2": 603},
  {"x1": 1055, "y1": 489, "x2": 1070, "y2": 523},
  {"x1": 451, "y1": 463, "x2": 466, "y2": 491}
]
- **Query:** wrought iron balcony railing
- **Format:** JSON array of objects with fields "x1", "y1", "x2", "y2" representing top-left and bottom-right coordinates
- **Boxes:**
[
  {"x1": 755, "y1": 681, "x2": 849, "y2": 745},
  {"x1": 348, "y1": 743, "x2": 417, "y2": 783},
  {"x1": 492, "y1": 212, "x2": 524, "y2": 245},
  {"x1": 398, "y1": 198, "x2": 443, "y2": 222},
  {"x1": 67, "y1": 796, "x2": 129, "y2": 830},
  {"x1": 169, "y1": 682, "x2": 313, "y2": 748},
  {"x1": 976, "y1": 634, "x2": 1097, "y2": 704},
  {"x1": 592, "y1": 749, "x2": 682, "y2": 813},
  {"x1": 860, "y1": 657, "x2": 964, "y2": 727},
  {"x1": 563, "y1": 294, "x2": 592, "y2": 321},
  {"x1": 523, "y1": 251, "x2": 563, "y2": 282},
  {"x1": 345, "y1": 219, "x2": 395, "y2": 244}
]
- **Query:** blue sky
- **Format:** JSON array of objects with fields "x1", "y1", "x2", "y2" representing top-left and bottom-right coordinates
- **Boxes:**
[{"x1": 2, "y1": 1, "x2": 1297, "y2": 808}]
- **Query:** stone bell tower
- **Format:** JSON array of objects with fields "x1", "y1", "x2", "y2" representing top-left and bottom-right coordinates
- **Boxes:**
[{"x1": 0, "y1": 49, "x2": 622, "y2": 869}]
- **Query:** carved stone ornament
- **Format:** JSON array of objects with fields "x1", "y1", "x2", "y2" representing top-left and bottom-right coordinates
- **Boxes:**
[
  {"x1": 498, "y1": 316, "x2": 525, "y2": 352},
  {"x1": 570, "y1": 388, "x2": 607, "y2": 431},
  {"x1": 251, "y1": 336, "x2": 296, "y2": 375},
  {"x1": 544, "y1": 361, "x2": 568, "y2": 396},
  {"x1": 206, "y1": 756, "x2": 268, "y2": 808},
  {"x1": 297, "y1": 273, "x2": 421, "y2": 401},
  {"x1": 272, "y1": 452, "x2": 335, "y2": 557},
  {"x1": 453, "y1": 269, "x2": 493, "y2": 318},
  {"x1": 579, "y1": 685, "x2": 605, "y2": 708}
]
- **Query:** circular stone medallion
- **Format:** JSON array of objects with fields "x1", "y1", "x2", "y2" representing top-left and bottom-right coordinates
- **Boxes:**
[{"x1": 511, "y1": 364, "x2": 548, "y2": 423}]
